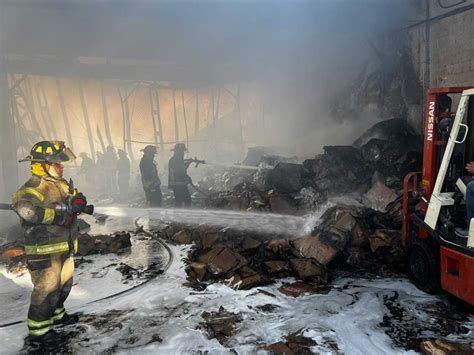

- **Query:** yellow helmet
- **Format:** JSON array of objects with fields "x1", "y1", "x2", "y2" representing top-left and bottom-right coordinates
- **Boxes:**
[{"x1": 20, "y1": 141, "x2": 76, "y2": 164}]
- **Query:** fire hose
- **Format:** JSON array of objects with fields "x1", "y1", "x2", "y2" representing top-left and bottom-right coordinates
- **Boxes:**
[
  {"x1": 0, "y1": 216, "x2": 173, "y2": 329},
  {"x1": 0, "y1": 202, "x2": 95, "y2": 215}
]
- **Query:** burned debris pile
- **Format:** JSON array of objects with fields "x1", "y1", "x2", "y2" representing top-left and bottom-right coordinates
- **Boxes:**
[
  {"x1": 149, "y1": 119, "x2": 420, "y2": 294},
  {"x1": 162, "y1": 119, "x2": 414, "y2": 295},
  {"x1": 0, "y1": 243, "x2": 27, "y2": 275},
  {"x1": 199, "y1": 306, "x2": 243, "y2": 345},
  {"x1": 419, "y1": 339, "x2": 473, "y2": 355},
  {"x1": 201, "y1": 119, "x2": 422, "y2": 214},
  {"x1": 197, "y1": 147, "x2": 297, "y2": 195},
  {"x1": 76, "y1": 232, "x2": 132, "y2": 256},
  {"x1": 158, "y1": 201, "x2": 404, "y2": 295},
  {"x1": 264, "y1": 330, "x2": 320, "y2": 354}
]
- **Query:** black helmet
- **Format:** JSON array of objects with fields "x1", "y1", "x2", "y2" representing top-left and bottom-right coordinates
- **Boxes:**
[
  {"x1": 20, "y1": 141, "x2": 76, "y2": 164},
  {"x1": 141, "y1": 145, "x2": 157, "y2": 155},
  {"x1": 171, "y1": 143, "x2": 187, "y2": 152}
]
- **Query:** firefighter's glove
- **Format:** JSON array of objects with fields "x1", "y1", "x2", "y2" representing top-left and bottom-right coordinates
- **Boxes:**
[{"x1": 71, "y1": 193, "x2": 88, "y2": 214}]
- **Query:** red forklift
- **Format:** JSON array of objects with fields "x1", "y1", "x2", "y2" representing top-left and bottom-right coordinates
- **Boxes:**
[{"x1": 403, "y1": 87, "x2": 474, "y2": 305}]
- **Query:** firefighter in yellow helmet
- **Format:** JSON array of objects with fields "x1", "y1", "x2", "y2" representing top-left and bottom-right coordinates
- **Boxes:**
[{"x1": 12, "y1": 141, "x2": 93, "y2": 348}]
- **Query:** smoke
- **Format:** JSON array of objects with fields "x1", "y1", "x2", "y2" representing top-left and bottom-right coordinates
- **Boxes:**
[{"x1": 1, "y1": 0, "x2": 417, "y2": 193}]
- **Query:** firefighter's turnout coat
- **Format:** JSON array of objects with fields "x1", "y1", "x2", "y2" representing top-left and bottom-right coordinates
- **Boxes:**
[
  {"x1": 12, "y1": 167, "x2": 79, "y2": 337},
  {"x1": 13, "y1": 173, "x2": 79, "y2": 257}
]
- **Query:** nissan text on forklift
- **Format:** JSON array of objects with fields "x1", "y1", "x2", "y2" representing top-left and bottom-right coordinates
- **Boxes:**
[{"x1": 403, "y1": 87, "x2": 474, "y2": 305}]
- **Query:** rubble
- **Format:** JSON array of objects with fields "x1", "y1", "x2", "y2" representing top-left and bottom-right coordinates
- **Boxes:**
[
  {"x1": 353, "y1": 118, "x2": 420, "y2": 148},
  {"x1": 227, "y1": 271, "x2": 270, "y2": 290},
  {"x1": 199, "y1": 119, "x2": 421, "y2": 215},
  {"x1": 242, "y1": 147, "x2": 298, "y2": 167},
  {"x1": 369, "y1": 229, "x2": 402, "y2": 254},
  {"x1": 180, "y1": 201, "x2": 404, "y2": 292},
  {"x1": 265, "y1": 342, "x2": 295, "y2": 354},
  {"x1": 116, "y1": 262, "x2": 164, "y2": 281},
  {"x1": 200, "y1": 232, "x2": 220, "y2": 249},
  {"x1": 278, "y1": 281, "x2": 330, "y2": 297},
  {"x1": 200, "y1": 306, "x2": 242, "y2": 345},
  {"x1": 0, "y1": 244, "x2": 25, "y2": 264},
  {"x1": 265, "y1": 239, "x2": 292, "y2": 254},
  {"x1": 183, "y1": 224, "x2": 331, "y2": 290},
  {"x1": 289, "y1": 259, "x2": 327, "y2": 282},
  {"x1": 304, "y1": 145, "x2": 372, "y2": 195},
  {"x1": 263, "y1": 260, "x2": 290, "y2": 274},
  {"x1": 418, "y1": 339, "x2": 473, "y2": 355},
  {"x1": 265, "y1": 331, "x2": 317, "y2": 354},
  {"x1": 266, "y1": 162, "x2": 304, "y2": 193},
  {"x1": 285, "y1": 331, "x2": 318, "y2": 354},
  {"x1": 197, "y1": 247, "x2": 247, "y2": 276},
  {"x1": 241, "y1": 237, "x2": 261, "y2": 250},
  {"x1": 268, "y1": 190, "x2": 297, "y2": 214},
  {"x1": 188, "y1": 262, "x2": 208, "y2": 281},
  {"x1": 171, "y1": 230, "x2": 191, "y2": 244},
  {"x1": 317, "y1": 204, "x2": 404, "y2": 269},
  {"x1": 4, "y1": 252, "x2": 27, "y2": 275},
  {"x1": 364, "y1": 173, "x2": 398, "y2": 211},
  {"x1": 254, "y1": 304, "x2": 280, "y2": 313},
  {"x1": 291, "y1": 232, "x2": 343, "y2": 266},
  {"x1": 77, "y1": 232, "x2": 132, "y2": 256}
]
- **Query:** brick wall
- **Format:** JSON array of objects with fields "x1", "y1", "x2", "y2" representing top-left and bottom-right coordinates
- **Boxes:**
[{"x1": 409, "y1": 0, "x2": 474, "y2": 89}]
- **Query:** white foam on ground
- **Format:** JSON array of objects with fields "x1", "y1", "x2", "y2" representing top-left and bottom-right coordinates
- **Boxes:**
[
  {"x1": 0, "y1": 237, "x2": 164, "y2": 327},
  {"x1": 1, "y1": 212, "x2": 472, "y2": 354},
  {"x1": 1, "y1": 243, "x2": 473, "y2": 354}
]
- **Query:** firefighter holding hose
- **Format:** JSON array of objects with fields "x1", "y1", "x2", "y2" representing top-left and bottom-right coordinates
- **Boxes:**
[
  {"x1": 168, "y1": 143, "x2": 205, "y2": 207},
  {"x1": 12, "y1": 141, "x2": 93, "y2": 349}
]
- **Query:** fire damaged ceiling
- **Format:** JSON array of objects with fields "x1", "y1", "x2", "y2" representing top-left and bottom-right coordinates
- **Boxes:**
[{"x1": 1, "y1": 0, "x2": 414, "y2": 84}]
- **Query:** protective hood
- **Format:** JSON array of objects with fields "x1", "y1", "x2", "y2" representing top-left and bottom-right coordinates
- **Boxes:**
[{"x1": 31, "y1": 162, "x2": 50, "y2": 177}]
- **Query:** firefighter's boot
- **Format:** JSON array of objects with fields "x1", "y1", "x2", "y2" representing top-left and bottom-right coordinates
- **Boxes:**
[
  {"x1": 53, "y1": 310, "x2": 79, "y2": 326},
  {"x1": 23, "y1": 329, "x2": 67, "y2": 353}
]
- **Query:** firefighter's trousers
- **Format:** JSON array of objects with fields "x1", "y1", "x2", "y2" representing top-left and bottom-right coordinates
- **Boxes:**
[
  {"x1": 172, "y1": 186, "x2": 191, "y2": 208},
  {"x1": 145, "y1": 186, "x2": 162, "y2": 207},
  {"x1": 27, "y1": 253, "x2": 74, "y2": 337}
]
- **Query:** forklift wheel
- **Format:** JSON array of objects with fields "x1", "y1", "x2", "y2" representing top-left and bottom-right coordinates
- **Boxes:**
[{"x1": 407, "y1": 241, "x2": 440, "y2": 294}]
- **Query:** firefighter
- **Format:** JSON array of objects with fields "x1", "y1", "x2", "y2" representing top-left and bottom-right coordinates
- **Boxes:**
[
  {"x1": 103, "y1": 146, "x2": 118, "y2": 194},
  {"x1": 168, "y1": 143, "x2": 192, "y2": 208},
  {"x1": 139, "y1": 145, "x2": 162, "y2": 207},
  {"x1": 96, "y1": 152, "x2": 106, "y2": 192},
  {"x1": 117, "y1": 149, "x2": 130, "y2": 197},
  {"x1": 78, "y1": 152, "x2": 95, "y2": 186},
  {"x1": 12, "y1": 141, "x2": 89, "y2": 348}
]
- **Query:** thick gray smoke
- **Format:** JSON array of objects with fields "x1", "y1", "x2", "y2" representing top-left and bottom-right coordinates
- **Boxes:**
[{"x1": 0, "y1": 0, "x2": 417, "y2": 199}]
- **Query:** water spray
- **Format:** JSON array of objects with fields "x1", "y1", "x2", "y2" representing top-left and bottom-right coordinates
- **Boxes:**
[
  {"x1": 203, "y1": 162, "x2": 273, "y2": 171},
  {"x1": 0, "y1": 202, "x2": 322, "y2": 237},
  {"x1": 93, "y1": 206, "x2": 320, "y2": 237}
]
